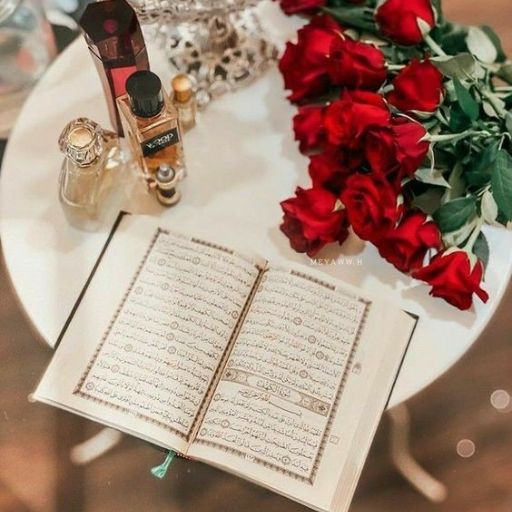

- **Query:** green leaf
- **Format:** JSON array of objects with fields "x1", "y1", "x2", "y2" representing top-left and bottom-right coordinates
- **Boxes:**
[
  {"x1": 481, "y1": 26, "x2": 506, "y2": 63},
  {"x1": 442, "y1": 219, "x2": 477, "y2": 247},
  {"x1": 473, "y1": 231, "x2": 490, "y2": 268},
  {"x1": 453, "y1": 79, "x2": 480, "y2": 121},
  {"x1": 432, "y1": 53, "x2": 477, "y2": 80},
  {"x1": 498, "y1": 63, "x2": 512, "y2": 85},
  {"x1": 465, "y1": 26, "x2": 498, "y2": 64},
  {"x1": 431, "y1": 0, "x2": 443, "y2": 22},
  {"x1": 433, "y1": 197, "x2": 477, "y2": 233},
  {"x1": 322, "y1": 6, "x2": 376, "y2": 32},
  {"x1": 434, "y1": 146, "x2": 456, "y2": 170},
  {"x1": 464, "y1": 141, "x2": 499, "y2": 188},
  {"x1": 415, "y1": 167, "x2": 450, "y2": 187},
  {"x1": 483, "y1": 97, "x2": 506, "y2": 119},
  {"x1": 506, "y1": 112, "x2": 512, "y2": 137},
  {"x1": 481, "y1": 189, "x2": 498, "y2": 223},
  {"x1": 447, "y1": 161, "x2": 465, "y2": 199},
  {"x1": 438, "y1": 22, "x2": 469, "y2": 55},
  {"x1": 411, "y1": 188, "x2": 445, "y2": 215},
  {"x1": 490, "y1": 150, "x2": 512, "y2": 221},
  {"x1": 449, "y1": 106, "x2": 472, "y2": 132},
  {"x1": 496, "y1": 211, "x2": 509, "y2": 226}
]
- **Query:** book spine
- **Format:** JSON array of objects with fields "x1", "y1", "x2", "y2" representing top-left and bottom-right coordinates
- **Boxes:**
[{"x1": 186, "y1": 264, "x2": 268, "y2": 446}]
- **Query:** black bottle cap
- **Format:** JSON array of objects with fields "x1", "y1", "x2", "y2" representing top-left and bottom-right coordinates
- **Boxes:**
[{"x1": 126, "y1": 70, "x2": 164, "y2": 118}]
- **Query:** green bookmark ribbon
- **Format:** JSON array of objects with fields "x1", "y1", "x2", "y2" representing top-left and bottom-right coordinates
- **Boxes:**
[{"x1": 151, "y1": 450, "x2": 176, "y2": 479}]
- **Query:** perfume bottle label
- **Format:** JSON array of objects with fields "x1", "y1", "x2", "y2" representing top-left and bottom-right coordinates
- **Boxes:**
[{"x1": 141, "y1": 128, "x2": 180, "y2": 156}]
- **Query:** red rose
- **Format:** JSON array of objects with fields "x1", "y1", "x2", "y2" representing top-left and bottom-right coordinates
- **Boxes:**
[
  {"x1": 323, "y1": 90, "x2": 390, "y2": 148},
  {"x1": 279, "y1": 0, "x2": 325, "y2": 15},
  {"x1": 279, "y1": 15, "x2": 341, "y2": 102},
  {"x1": 280, "y1": 187, "x2": 349, "y2": 256},
  {"x1": 328, "y1": 35, "x2": 387, "y2": 90},
  {"x1": 308, "y1": 148, "x2": 361, "y2": 193},
  {"x1": 341, "y1": 174, "x2": 401, "y2": 242},
  {"x1": 365, "y1": 117, "x2": 429, "y2": 183},
  {"x1": 387, "y1": 59, "x2": 444, "y2": 114},
  {"x1": 377, "y1": 211, "x2": 441, "y2": 272},
  {"x1": 413, "y1": 250, "x2": 489, "y2": 310},
  {"x1": 376, "y1": 0, "x2": 436, "y2": 46},
  {"x1": 293, "y1": 105, "x2": 325, "y2": 153}
]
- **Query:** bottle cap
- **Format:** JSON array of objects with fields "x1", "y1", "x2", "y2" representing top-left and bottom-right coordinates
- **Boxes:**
[
  {"x1": 171, "y1": 74, "x2": 195, "y2": 103},
  {"x1": 59, "y1": 118, "x2": 104, "y2": 167},
  {"x1": 156, "y1": 164, "x2": 181, "y2": 206},
  {"x1": 126, "y1": 70, "x2": 164, "y2": 118},
  {"x1": 79, "y1": 0, "x2": 146, "y2": 63},
  {"x1": 156, "y1": 164, "x2": 177, "y2": 187}
]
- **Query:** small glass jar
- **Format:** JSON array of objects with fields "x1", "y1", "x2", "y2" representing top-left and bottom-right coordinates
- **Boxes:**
[
  {"x1": 171, "y1": 73, "x2": 197, "y2": 132},
  {"x1": 0, "y1": 0, "x2": 57, "y2": 136}
]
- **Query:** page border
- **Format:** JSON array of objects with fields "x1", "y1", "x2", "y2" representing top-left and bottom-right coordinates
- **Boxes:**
[{"x1": 194, "y1": 271, "x2": 371, "y2": 485}]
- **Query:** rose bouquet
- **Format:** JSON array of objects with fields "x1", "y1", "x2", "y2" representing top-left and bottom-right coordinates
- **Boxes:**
[{"x1": 277, "y1": 0, "x2": 512, "y2": 310}]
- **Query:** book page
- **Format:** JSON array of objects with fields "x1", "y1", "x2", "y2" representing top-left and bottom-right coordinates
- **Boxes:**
[
  {"x1": 188, "y1": 263, "x2": 415, "y2": 511},
  {"x1": 34, "y1": 214, "x2": 264, "y2": 453}
]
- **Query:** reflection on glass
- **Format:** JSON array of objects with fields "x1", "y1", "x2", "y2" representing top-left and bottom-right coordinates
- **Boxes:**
[{"x1": 0, "y1": 0, "x2": 57, "y2": 135}]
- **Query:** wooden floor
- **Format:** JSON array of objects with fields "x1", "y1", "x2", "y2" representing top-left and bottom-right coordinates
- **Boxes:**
[
  {"x1": 2, "y1": 258, "x2": 512, "y2": 512},
  {"x1": 1, "y1": 1, "x2": 512, "y2": 510}
]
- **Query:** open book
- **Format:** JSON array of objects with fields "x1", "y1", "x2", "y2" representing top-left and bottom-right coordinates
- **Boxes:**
[{"x1": 34, "y1": 213, "x2": 417, "y2": 512}]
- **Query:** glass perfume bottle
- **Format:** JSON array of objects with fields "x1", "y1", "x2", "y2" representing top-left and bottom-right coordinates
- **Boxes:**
[
  {"x1": 171, "y1": 73, "x2": 197, "y2": 132},
  {"x1": 58, "y1": 118, "x2": 120, "y2": 231},
  {"x1": 79, "y1": 0, "x2": 149, "y2": 136},
  {"x1": 117, "y1": 70, "x2": 185, "y2": 186}
]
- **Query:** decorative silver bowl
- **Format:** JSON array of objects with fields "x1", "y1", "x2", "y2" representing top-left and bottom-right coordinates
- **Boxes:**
[{"x1": 128, "y1": 0, "x2": 277, "y2": 107}]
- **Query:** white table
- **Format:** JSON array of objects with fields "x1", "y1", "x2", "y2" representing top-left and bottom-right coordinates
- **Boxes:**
[{"x1": 1, "y1": 3, "x2": 512, "y2": 412}]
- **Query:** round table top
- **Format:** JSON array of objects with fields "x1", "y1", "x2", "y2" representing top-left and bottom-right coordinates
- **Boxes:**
[{"x1": 2, "y1": 3, "x2": 512, "y2": 410}]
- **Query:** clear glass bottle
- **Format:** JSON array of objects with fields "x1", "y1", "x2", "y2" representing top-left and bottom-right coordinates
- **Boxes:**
[
  {"x1": 117, "y1": 70, "x2": 185, "y2": 187},
  {"x1": 171, "y1": 73, "x2": 197, "y2": 132},
  {"x1": 0, "y1": 0, "x2": 57, "y2": 136},
  {"x1": 58, "y1": 118, "x2": 120, "y2": 231}
]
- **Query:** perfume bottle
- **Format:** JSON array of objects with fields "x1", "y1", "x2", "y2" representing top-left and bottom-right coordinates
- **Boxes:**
[
  {"x1": 117, "y1": 70, "x2": 185, "y2": 185},
  {"x1": 79, "y1": 0, "x2": 149, "y2": 136},
  {"x1": 58, "y1": 118, "x2": 120, "y2": 231},
  {"x1": 171, "y1": 73, "x2": 197, "y2": 132},
  {"x1": 155, "y1": 164, "x2": 181, "y2": 206}
]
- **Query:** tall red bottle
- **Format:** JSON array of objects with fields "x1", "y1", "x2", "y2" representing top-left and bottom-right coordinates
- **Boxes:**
[{"x1": 79, "y1": 0, "x2": 149, "y2": 136}]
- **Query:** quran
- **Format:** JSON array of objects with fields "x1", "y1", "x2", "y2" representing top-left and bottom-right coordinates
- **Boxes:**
[{"x1": 34, "y1": 213, "x2": 417, "y2": 512}]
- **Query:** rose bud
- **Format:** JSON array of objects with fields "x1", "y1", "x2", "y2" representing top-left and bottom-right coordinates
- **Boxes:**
[
  {"x1": 387, "y1": 59, "x2": 444, "y2": 115},
  {"x1": 376, "y1": 211, "x2": 441, "y2": 273},
  {"x1": 413, "y1": 250, "x2": 489, "y2": 310},
  {"x1": 279, "y1": 15, "x2": 341, "y2": 102},
  {"x1": 365, "y1": 117, "x2": 429, "y2": 183},
  {"x1": 279, "y1": 0, "x2": 325, "y2": 16},
  {"x1": 309, "y1": 148, "x2": 362, "y2": 194},
  {"x1": 323, "y1": 90, "x2": 390, "y2": 148},
  {"x1": 280, "y1": 186, "x2": 349, "y2": 256},
  {"x1": 293, "y1": 105, "x2": 325, "y2": 153},
  {"x1": 376, "y1": 0, "x2": 436, "y2": 46},
  {"x1": 328, "y1": 35, "x2": 387, "y2": 90},
  {"x1": 340, "y1": 173, "x2": 402, "y2": 243}
]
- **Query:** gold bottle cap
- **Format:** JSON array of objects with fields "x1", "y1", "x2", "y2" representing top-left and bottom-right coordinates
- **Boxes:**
[
  {"x1": 171, "y1": 73, "x2": 195, "y2": 103},
  {"x1": 59, "y1": 118, "x2": 104, "y2": 167}
]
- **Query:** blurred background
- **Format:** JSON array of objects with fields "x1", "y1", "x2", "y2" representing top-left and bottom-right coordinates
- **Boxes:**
[{"x1": 1, "y1": 0, "x2": 512, "y2": 511}]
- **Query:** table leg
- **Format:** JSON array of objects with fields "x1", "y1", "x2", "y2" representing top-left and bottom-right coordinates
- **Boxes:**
[
  {"x1": 388, "y1": 404, "x2": 448, "y2": 503},
  {"x1": 70, "y1": 428, "x2": 123, "y2": 465}
]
